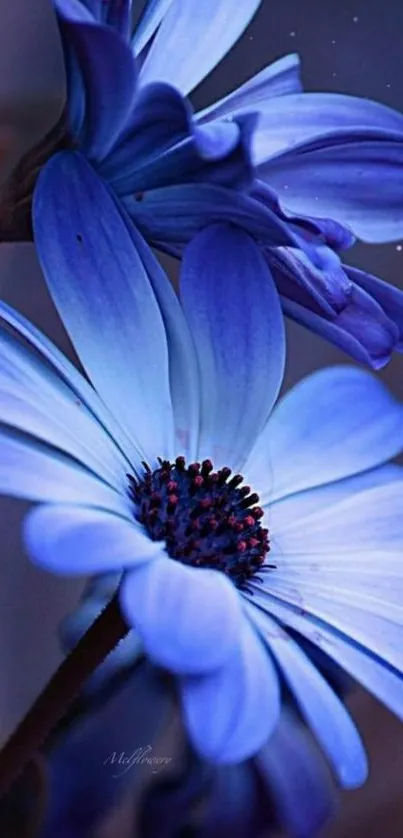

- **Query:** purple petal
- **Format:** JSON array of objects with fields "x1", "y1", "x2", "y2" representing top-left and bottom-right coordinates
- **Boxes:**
[
  {"x1": 123, "y1": 183, "x2": 306, "y2": 250},
  {"x1": 55, "y1": 0, "x2": 94, "y2": 22},
  {"x1": 268, "y1": 245, "x2": 352, "y2": 317},
  {"x1": 139, "y1": 0, "x2": 262, "y2": 95},
  {"x1": 100, "y1": 82, "x2": 193, "y2": 186},
  {"x1": 120, "y1": 559, "x2": 242, "y2": 675},
  {"x1": 58, "y1": 19, "x2": 136, "y2": 160},
  {"x1": 253, "y1": 179, "x2": 356, "y2": 252},
  {"x1": 260, "y1": 136, "x2": 403, "y2": 243},
  {"x1": 0, "y1": 299, "x2": 134, "y2": 463},
  {"x1": 56, "y1": 0, "x2": 132, "y2": 35},
  {"x1": 346, "y1": 264, "x2": 403, "y2": 349},
  {"x1": 98, "y1": 0, "x2": 132, "y2": 35},
  {"x1": 104, "y1": 86, "x2": 256, "y2": 196},
  {"x1": 281, "y1": 284, "x2": 399, "y2": 369}
]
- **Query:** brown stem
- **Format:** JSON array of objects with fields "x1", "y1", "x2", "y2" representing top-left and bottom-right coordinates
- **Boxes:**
[
  {"x1": 0, "y1": 112, "x2": 73, "y2": 242},
  {"x1": 0, "y1": 592, "x2": 129, "y2": 799}
]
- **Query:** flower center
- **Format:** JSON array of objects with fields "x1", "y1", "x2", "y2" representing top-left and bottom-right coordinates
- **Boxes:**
[{"x1": 128, "y1": 456, "x2": 272, "y2": 590}]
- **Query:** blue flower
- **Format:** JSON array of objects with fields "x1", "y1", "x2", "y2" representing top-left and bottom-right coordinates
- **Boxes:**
[
  {"x1": 27, "y1": 0, "x2": 403, "y2": 368},
  {"x1": 3, "y1": 158, "x2": 403, "y2": 776}
]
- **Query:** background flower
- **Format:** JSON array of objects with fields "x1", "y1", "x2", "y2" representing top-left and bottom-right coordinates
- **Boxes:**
[{"x1": 11, "y1": 0, "x2": 401, "y2": 368}]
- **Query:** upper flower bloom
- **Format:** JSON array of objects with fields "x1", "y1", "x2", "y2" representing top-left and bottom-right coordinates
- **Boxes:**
[
  {"x1": 3, "y1": 158, "x2": 403, "y2": 778},
  {"x1": 25, "y1": 0, "x2": 403, "y2": 368}
]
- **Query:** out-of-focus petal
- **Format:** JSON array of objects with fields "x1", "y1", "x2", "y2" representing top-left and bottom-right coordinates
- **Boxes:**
[
  {"x1": 267, "y1": 245, "x2": 352, "y2": 317},
  {"x1": 256, "y1": 712, "x2": 336, "y2": 838},
  {"x1": 252, "y1": 179, "x2": 356, "y2": 252},
  {"x1": 41, "y1": 663, "x2": 171, "y2": 838}
]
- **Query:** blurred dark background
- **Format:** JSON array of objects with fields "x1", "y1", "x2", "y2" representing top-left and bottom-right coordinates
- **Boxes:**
[{"x1": 1, "y1": 0, "x2": 403, "y2": 835}]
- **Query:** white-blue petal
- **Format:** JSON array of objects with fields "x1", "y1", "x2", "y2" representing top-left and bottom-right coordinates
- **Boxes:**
[
  {"x1": 132, "y1": 0, "x2": 176, "y2": 56},
  {"x1": 247, "y1": 603, "x2": 368, "y2": 787},
  {"x1": 0, "y1": 429, "x2": 127, "y2": 512},
  {"x1": 0, "y1": 327, "x2": 128, "y2": 490},
  {"x1": 272, "y1": 479, "x2": 403, "y2": 555},
  {"x1": 180, "y1": 618, "x2": 280, "y2": 763},
  {"x1": 180, "y1": 224, "x2": 285, "y2": 471},
  {"x1": 266, "y1": 464, "x2": 403, "y2": 537},
  {"x1": 138, "y1": 0, "x2": 262, "y2": 95},
  {"x1": 34, "y1": 151, "x2": 175, "y2": 466},
  {"x1": 197, "y1": 54, "x2": 302, "y2": 123},
  {"x1": 252, "y1": 93, "x2": 403, "y2": 166},
  {"x1": 256, "y1": 481, "x2": 403, "y2": 674},
  {"x1": 0, "y1": 299, "x2": 137, "y2": 466},
  {"x1": 118, "y1": 215, "x2": 201, "y2": 461},
  {"x1": 120, "y1": 558, "x2": 242, "y2": 674},
  {"x1": 25, "y1": 504, "x2": 161, "y2": 575},
  {"x1": 249, "y1": 587, "x2": 403, "y2": 726},
  {"x1": 244, "y1": 365, "x2": 403, "y2": 504}
]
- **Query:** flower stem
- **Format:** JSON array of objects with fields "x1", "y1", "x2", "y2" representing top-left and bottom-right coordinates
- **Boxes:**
[
  {"x1": 0, "y1": 592, "x2": 129, "y2": 799},
  {"x1": 0, "y1": 112, "x2": 72, "y2": 242}
]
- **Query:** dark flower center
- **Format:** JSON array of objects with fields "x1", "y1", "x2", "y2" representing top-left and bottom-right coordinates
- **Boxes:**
[{"x1": 128, "y1": 456, "x2": 273, "y2": 590}]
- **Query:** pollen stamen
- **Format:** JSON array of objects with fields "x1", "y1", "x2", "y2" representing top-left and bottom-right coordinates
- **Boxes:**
[{"x1": 128, "y1": 456, "x2": 272, "y2": 589}]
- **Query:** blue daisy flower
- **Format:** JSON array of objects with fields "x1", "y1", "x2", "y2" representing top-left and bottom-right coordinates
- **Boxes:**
[
  {"x1": 15, "y1": 0, "x2": 402, "y2": 368},
  {"x1": 3, "y1": 160, "x2": 403, "y2": 778}
]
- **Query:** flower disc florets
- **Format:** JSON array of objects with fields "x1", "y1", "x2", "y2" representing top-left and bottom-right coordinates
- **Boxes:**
[{"x1": 128, "y1": 456, "x2": 272, "y2": 589}]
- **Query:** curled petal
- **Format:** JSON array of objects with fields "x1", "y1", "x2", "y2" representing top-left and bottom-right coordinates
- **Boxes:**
[{"x1": 120, "y1": 558, "x2": 243, "y2": 675}]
